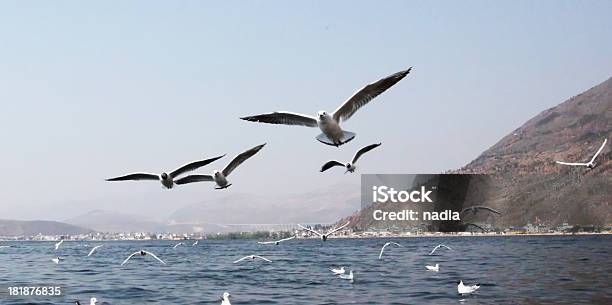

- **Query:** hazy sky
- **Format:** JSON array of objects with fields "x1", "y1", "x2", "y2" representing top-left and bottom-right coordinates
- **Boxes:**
[{"x1": 1, "y1": 1, "x2": 611, "y2": 221}]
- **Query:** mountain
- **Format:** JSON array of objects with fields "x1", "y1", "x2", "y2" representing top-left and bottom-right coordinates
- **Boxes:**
[
  {"x1": 65, "y1": 210, "x2": 167, "y2": 233},
  {"x1": 0, "y1": 219, "x2": 94, "y2": 236}
]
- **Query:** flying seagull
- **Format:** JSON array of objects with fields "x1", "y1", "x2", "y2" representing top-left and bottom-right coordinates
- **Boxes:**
[
  {"x1": 257, "y1": 236, "x2": 295, "y2": 245},
  {"x1": 54, "y1": 239, "x2": 63, "y2": 250},
  {"x1": 87, "y1": 245, "x2": 103, "y2": 257},
  {"x1": 330, "y1": 266, "x2": 346, "y2": 275},
  {"x1": 106, "y1": 155, "x2": 225, "y2": 189},
  {"x1": 241, "y1": 68, "x2": 412, "y2": 147},
  {"x1": 337, "y1": 270, "x2": 354, "y2": 282},
  {"x1": 192, "y1": 240, "x2": 199, "y2": 246},
  {"x1": 378, "y1": 241, "x2": 403, "y2": 259},
  {"x1": 556, "y1": 138, "x2": 607, "y2": 169},
  {"x1": 429, "y1": 244, "x2": 453, "y2": 255},
  {"x1": 52, "y1": 257, "x2": 64, "y2": 264},
  {"x1": 460, "y1": 206, "x2": 501, "y2": 216},
  {"x1": 220, "y1": 292, "x2": 231, "y2": 305},
  {"x1": 173, "y1": 242, "x2": 184, "y2": 249},
  {"x1": 233, "y1": 255, "x2": 272, "y2": 263},
  {"x1": 457, "y1": 280, "x2": 480, "y2": 295},
  {"x1": 121, "y1": 250, "x2": 166, "y2": 266},
  {"x1": 425, "y1": 264, "x2": 439, "y2": 272},
  {"x1": 298, "y1": 221, "x2": 350, "y2": 241},
  {"x1": 75, "y1": 298, "x2": 97, "y2": 305},
  {"x1": 321, "y1": 143, "x2": 382, "y2": 173},
  {"x1": 175, "y1": 144, "x2": 266, "y2": 189}
]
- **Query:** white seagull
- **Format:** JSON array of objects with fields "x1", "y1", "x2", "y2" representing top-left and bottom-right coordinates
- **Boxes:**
[
  {"x1": 175, "y1": 144, "x2": 266, "y2": 189},
  {"x1": 106, "y1": 155, "x2": 225, "y2": 189},
  {"x1": 457, "y1": 280, "x2": 480, "y2": 295},
  {"x1": 54, "y1": 239, "x2": 63, "y2": 250},
  {"x1": 425, "y1": 264, "x2": 439, "y2": 272},
  {"x1": 52, "y1": 257, "x2": 64, "y2": 264},
  {"x1": 321, "y1": 143, "x2": 382, "y2": 173},
  {"x1": 173, "y1": 242, "x2": 184, "y2": 249},
  {"x1": 233, "y1": 255, "x2": 272, "y2": 264},
  {"x1": 220, "y1": 292, "x2": 231, "y2": 305},
  {"x1": 75, "y1": 298, "x2": 98, "y2": 305},
  {"x1": 192, "y1": 240, "x2": 199, "y2": 246},
  {"x1": 87, "y1": 245, "x2": 103, "y2": 257},
  {"x1": 121, "y1": 250, "x2": 166, "y2": 266},
  {"x1": 429, "y1": 244, "x2": 453, "y2": 255},
  {"x1": 257, "y1": 236, "x2": 295, "y2": 245},
  {"x1": 378, "y1": 241, "x2": 403, "y2": 259},
  {"x1": 337, "y1": 270, "x2": 354, "y2": 282},
  {"x1": 330, "y1": 266, "x2": 346, "y2": 275},
  {"x1": 556, "y1": 138, "x2": 607, "y2": 169},
  {"x1": 298, "y1": 221, "x2": 350, "y2": 241},
  {"x1": 241, "y1": 68, "x2": 412, "y2": 147}
]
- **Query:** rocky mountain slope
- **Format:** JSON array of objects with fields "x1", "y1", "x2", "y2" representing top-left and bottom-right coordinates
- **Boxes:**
[{"x1": 0, "y1": 219, "x2": 94, "y2": 236}]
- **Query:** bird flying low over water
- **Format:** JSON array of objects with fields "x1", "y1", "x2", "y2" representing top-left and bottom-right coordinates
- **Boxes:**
[
  {"x1": 75, "y1": 297, "x2": 98, "y2": 305},
  {"x1": 121, "y1": 250, "x2": 166, "y2": 266},
  {"x1": 233, "y1": 255, "x2": 272, "y2": 263},
  {"x1": 425, "y1": 264, "x2": 439, "y2": 272},
  {"x1": 175, "y1": 144, "x2": 266, "y2": 189},
  {"x1": 298, "y1": 221, "x2": 350, "y2": 241},
  {"x1": 105, "y1": 155, "x2": 225, "y2": 189},
  {"x1": 460, "y1": 206, "x2": 501, "y2": 216},
  {"x1": 173, "y1": 242, "x2": 184, "y2": 249},
  {"x1": 429, "y1": 244, "x2": 453, "y2": 255},
  {"x1": 257, "y1": 236, "x2": 295, "y2": 245},
  {"x1": 192, "y1": 240, "x2": 199, "y2": 246},
  {"x1": 52, "y1": 257, "x2": 64, "y2": 264},
  {"x1": 378, "y1": 241, "x2": 403, "y2": 259},
  {"x1": 220, "y1": 292, "x2": 231, "y2": 305},
  {"x1": 330, "y1": 266, "x2": 346, "y2": 275},
  {"x1": 556, "y1": 138, "x2": 607, "y2": 169},
  {"x1": 321, "y1": 143, "x2": 382, "y2": 173},
  {"x1": 240, "y1": 68, "x2": 411, "y2": 147},
  {"x1": 87, "y1": 245, "x2": 103, "y2": 257},
  {"x1": 54, "y1": 239, "x2": 63, "y2": 250},
  {"x1": 457, "y1": 280, "x2": 480, "y2": 295}
]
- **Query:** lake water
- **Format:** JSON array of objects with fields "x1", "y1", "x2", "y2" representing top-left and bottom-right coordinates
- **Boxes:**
[{"x1": 0, "y1": 235, "x2": 610, "y2": 304}]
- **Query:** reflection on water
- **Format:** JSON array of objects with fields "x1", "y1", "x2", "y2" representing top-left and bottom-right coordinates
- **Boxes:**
[{"x1": 0, "y1": 235, "x2": 610, "y2": 304}]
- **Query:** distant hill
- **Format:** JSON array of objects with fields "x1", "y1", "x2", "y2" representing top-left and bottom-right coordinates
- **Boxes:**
[
  {"x1": 0, "y1": 219, "x2": 94, "y2": 236},
  {"x1": 65, "y1": 210, "x2": 167, "y2": 233}
]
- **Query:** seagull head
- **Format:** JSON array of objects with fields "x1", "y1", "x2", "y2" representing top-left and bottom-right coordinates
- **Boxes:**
[
  {"x1": 90, "y1": 297, "x2": 98, "y2": 305},
  {"x1": 140, "y1": 250, "x2": 146, "y2": 256},
  {"x1": 222, "y1": 292, "x2": 231, "y2": 300},
  {"x1": 160, "y1": 173, "x2": 169, "y2": 180},
  {"x1": 317, "y1": 111, "x2": 329, "y2": 120},
  {"x1": 214, "y1": 170, "x2": 221, "y2": 177}
]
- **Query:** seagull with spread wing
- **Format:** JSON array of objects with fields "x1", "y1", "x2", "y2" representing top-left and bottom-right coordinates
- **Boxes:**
[
  {"x1": 429, "y1": 244, "x2": 454, "y2": 255},
  {"x1": 321, "y1": 143, "x2": 382, "y2": 173},
  {"x1": 298, "y1": 221, "x2": 350, "y2": 241},
  {"x1": 54, "y1": 239, "x2": 64, "y2": 250},
  {"x1": 87, "y1": 245, "x2": 103, "y2": 257},
  {"x1": 233, "y1": 255, "x2": 272, "y2": 264},
  {"x1": 106, "y1": 155, "x2": 225, "y2": 189},
  {"x1": 257, "y1": 236, "x2": 295, "y2": 245},
  {"x1": 241, "y1": 68, "x2": 411, "y2": 147},
  {"x1": 121, "y1": 250, "x2": 166, "y2": 266},
  {"x1": 176, "y1": 144, "x2": 265, "y2": 189},
  {"x1": 556, "y1": 138, "x2": 607, "y2": 169},
  {"x1": 378, "y1": 241, "x2": 403, "y2": 259}
]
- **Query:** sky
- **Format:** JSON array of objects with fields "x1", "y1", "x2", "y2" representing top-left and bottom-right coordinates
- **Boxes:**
[{"x1": 0, "y1": 0, "x2": 611, "y2": 221}]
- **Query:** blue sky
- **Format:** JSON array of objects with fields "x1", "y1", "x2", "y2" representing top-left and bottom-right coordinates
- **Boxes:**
[{"x1": 0, "y1": 1, "x2": 611, "y2": 220}]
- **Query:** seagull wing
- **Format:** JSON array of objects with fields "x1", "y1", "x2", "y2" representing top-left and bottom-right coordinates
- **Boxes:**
[
  {"x1": 429, "y1": 245, "x2": 441, "y2": 255},
  {"x1": 233, "y1": 256, "x2": 251, "y2": 263},
  {"x1": 589, "y1": 138, "x2": 608, "y2": 163},
  {"x1": 257, "y1": 241, "x2": 276, "y2": 245},
  {"x1": 332, "y1": 68, "x2": 412, "y2": 123},
  {"x1": 170, "y1": 155, "x2": 225, "y2": 178},
  {"x1": 87, "y1": 245, "x2": 103, "y2": 257},
  {"x1": 297, "y1": 224, "x2": 323, "y2": 237},
  {"x1": 320, "y1": 160, "x2": 345, "y2": 172},
  {"x1": 241, "y1": 112, "x2": 318, "y2": 127},
  {"x1": 106, "y1": 173, "x2": 159, "y2": 181},
  {"x1": 254, "y1": 255, "x2": 272, "y2": 262},
  {"x1": 352, "y1": 143, "x2": 382, "y2": 164},
  {"x1": 555, "y1": 161, "x2": 588, "y2": 166},
  {"x1": 144, "y1": 251, "x2": 166, "y2": 265},
  {"x1": 278, "y1": 236, "x2": 296, "y2": 242},
  {"x1": 175, "y1": 175, "x2": 214, "y2": 185},
  {"x1": 378, "y1": 243, "x2": 389, "y2": 259},
  {"x1": 222, "y1": 144, "x2": 266, "y2": 177},
  {"x1": 327, "y1": 221, "x2": 350, "y2": 236},
  {"x1": 121, "y1": 252, "x2": 140, "y2": 266}
]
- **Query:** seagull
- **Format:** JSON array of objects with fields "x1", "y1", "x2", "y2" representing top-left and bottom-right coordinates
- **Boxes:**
[
  {"x1": 321, "y1": 143, "x2": 382, "y2": 173},
  {"x1": 297, "y1": 221, "x2": 350, "y2": 241},
  {"x1": 429, "y1": 244, "x2": 453, "y2": 255},
  {"x1": 241, "y1": 68, "x2": 412, "y2": 147},
  {"x1": 330, "y1": 266, "x2": 346, "y2": 275},
  {"x1": 457, "y1": 280, "x2": 480, "y2": 295},
  {"x1": 337, "y1": 270, "x2": 354, "y2": 281},
  {"x1": 52, "y1": 257, "x2": 64, "y2": 264},
  {"x1": 175, "y1": 144, "x2": 266, "y2": 189},
  {"x1": 106, "y1": 155, "x2": 225, "y2": 189},
  {"x1": 257, "y1": 236, "x2": 295, "y2": 245},
  {"x1": 75, "y1": 298, "x2": 97, "y2": 305},
  {"x1": 192, "y1": 240, "x2": 199, "y2": 246},
  {"x1": 173, "y1": 242, "x2": 184, "y2": 249},
  {"x1": 87, "y1": 245, "x2": 103, "y2": 257},
  {"x1": 378, "y1": 242, "x2": 403, "y2": 259},
  {"x1": 425, "y1": 264, "x2": 439, "y2": 272},
  {"x1": 121, "y1": 250, "x2": 166, "y2": 266},
  {"x1": 220, "y1": 292, "x2": 231, "y2": 305},
  {"x1": 556, "y1": 138, "x2": 607, "y2": 169},
  {"x1": 54, "y1": 239, "x2": 63, "y2": 250},
  {"x1": 233, "y1": 255, "x2": 272, "y2": 263},
  {"x1": 460, "y1": 206, "x2": 501, "y2": 216}
]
